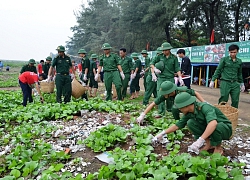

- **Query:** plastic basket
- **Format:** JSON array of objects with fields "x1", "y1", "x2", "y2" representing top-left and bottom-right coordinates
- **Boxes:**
[
  {"x1": 40, "y1": 81, "x2": 55, "y2": 93},
  {"x1": 214, "y1": 102, "x2": 239, "y2": 137},
  {"x1": 72, "y1": 79, "x2": 88, "y2": 99}
]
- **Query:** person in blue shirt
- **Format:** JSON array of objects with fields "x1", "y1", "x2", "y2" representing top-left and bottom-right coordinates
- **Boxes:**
[{"x1": 0, "y1": 61, "x2": 3, "y2": 71}]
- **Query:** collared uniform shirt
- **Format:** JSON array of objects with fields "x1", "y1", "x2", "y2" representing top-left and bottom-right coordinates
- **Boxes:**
[
  {"x1": 119, "y1": 56, "x2": 133, "y2": 74},
  {"x1": 89, "y1": 60, "x2": 97, "y2": 77},
  {"x1": 81, "y1": 57, "x2": 90, "y2": 75},
  {"x1": 151, "y1": 53, "x2": 181, "y2": 79},
  {"x1": 20, "y1": 64, "x2": 37, "y2": 74},
  {"x1": 212, "y1": 56, "x2": 243, "y2": 83},
  {"x1": 99, "y1": 53, "x2": 120, "y2": 71},
  {"x1": 52, "y1": 54, "x2": 72, "y2": 74}
]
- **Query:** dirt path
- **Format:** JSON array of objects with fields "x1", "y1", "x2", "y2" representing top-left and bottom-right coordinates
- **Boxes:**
[{"x1": 191, "y1": 85, "x2": 250, "y2": 126}]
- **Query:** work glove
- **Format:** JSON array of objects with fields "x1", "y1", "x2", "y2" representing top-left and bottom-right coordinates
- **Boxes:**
[
  {"x1": 240, "y1": 83, "x2": 245, "y2": 92},
  {"x1": 136, "y1": 112, "x2": 145, "y2": 125},
  {"x1": 71, "y1": 74, "x2": 75, "y2": 79},
  {"x1": 94, "y1": 73, "x2": 99, "y2": 81},
  {"x1": 83, "y1": 74, "x2": 87, "y2": 81},
  {"x1": 140, "y1": 70, "x2": 145, "y2": 76},
  {"x1": 187, "y1": 137, "x2": 205, "y2": 155},
  {"x1": 152, "y1": 130, "x2": 166, "y2": 144},
  {"x1": 120, "y1": 71, "x2": 125, "y2": 80},
  {"x1": 152, "y1": 73, "x2": 157, "y2": 82},
  {"x1": 209, "y1": 81, "x2": 214, "y2": 88},
  {"x1": 154, "y1": 67, "x2": 161, "y2": 74},
  {"x1": 46, "y1": 75, "x2": 52, "y2": 82},
  {"x1": 178, "y1": 76, "x2": 185, "y2": 86},
  {"x1": 33, "y1": 88, "x2": 39, "y2": 96}
]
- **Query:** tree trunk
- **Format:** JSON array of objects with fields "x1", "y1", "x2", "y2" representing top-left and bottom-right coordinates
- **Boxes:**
[
  {"x1": 165, "y1": 22, "x2": 171, "y2": 43},
  {"x1": 215, "y1": 1, "x2": 227, "y2": 42},
  {"x1": 235, "y1": 0, "x2": 243, "y2": 41},
  {"x1": 185, "y1": 23, "x2": 191, "y2": 46}
]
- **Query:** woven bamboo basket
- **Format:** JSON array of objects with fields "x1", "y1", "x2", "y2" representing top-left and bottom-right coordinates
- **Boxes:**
[
  {"x1": 40, "y1": 81, "x2": 55, "y2": 93},
  {"x1": 72, "y1": 79, "x2": 88, "y2": 99},
  {"x1": 214, "y1": 102, "x2": 239, "y2": 137}
]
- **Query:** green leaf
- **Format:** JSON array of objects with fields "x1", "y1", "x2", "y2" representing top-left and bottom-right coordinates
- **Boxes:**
[
  {"x1": 10, "y1": 169, "x2": 21, "y2": 178},
  {"x1": 233, "y1": 175, "x2": 245, "y2": 180},
  {"x1": 218, "y1": 171, "x2": 228, "y2": 179},
  {"x1": 54, "y1": 163, "x2": 64, "y2": 172},
  {"x1": 188, "y1": 177, "x2": 197, "y2": 180}
]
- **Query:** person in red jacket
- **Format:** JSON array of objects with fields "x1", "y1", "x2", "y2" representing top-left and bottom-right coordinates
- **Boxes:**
[
  {"x1": 19, "y1": 71, "x2": 45, "y2": 106},
  {"x1": 37, "y1": 60, "x2": 44, "y2": 75}
]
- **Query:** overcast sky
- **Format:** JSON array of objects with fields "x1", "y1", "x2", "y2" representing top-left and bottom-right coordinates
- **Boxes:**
[{"x1": 0, "y1": 0, "x2": 87, "y2": 61}]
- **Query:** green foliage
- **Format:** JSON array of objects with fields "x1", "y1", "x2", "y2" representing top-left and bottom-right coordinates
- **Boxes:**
[
  {"x1": 0, "y1": 90, "x2": 245, "y2": 179},
  {"x1": 83, "y1": 124, "x2": 128, "y2": 152}
]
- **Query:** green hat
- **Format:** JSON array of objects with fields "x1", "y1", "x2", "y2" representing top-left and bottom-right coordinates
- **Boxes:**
[
  {"x1": 174, "y1": 92, "x2": 196, "y2": 109},
  {"x1": 141, "y1": 50, "x2": 148, "y2": 54},
  {"x1": 101, "y1": 43, "x2": 112, "y2": 50},
  {"x1": 131, "y1": 52, "x2": 138, "y2": 58},
  {"x1": 46, "y1": 56, "x2": 52, "y2": 61},
  {"x1": 29, "y1": 59, "x2": 36, "y2": 64},
  {"x1": 159, "y1": 81, "x2": 177, "y2": 96},
  {"x1": 161, "y1": 42, "x2": 173, "y2": 50},
  {"x1": 91, "y1": 54, "x2": 98, "y2": 59},
  {"x1": 157, "y1": 47, "x2": 162, "y2": 53},
  {"x1": 155, "y1": 61, "x2": 164, "y2": 71},
  {"x1": 78, "y1": 49, "x2": 87, "y2": 54},
  {"x1": 56, "y1": 45, "x2": 65, "y2": 52}
]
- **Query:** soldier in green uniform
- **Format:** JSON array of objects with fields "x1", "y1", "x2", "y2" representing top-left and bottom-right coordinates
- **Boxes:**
[
  {"x1": 20, "y1": 59, "x2": 37, "y2": 75},
  {"x1": 142, "y1": 47, "x2": 161, "y2": 105},
  {"x1": 47, "y1": 45, "x2": 76, "y2": 103},
  {"x1": 150, "y1": 42, "x2": 184, "y2": 117},
  {"x1": 153, "y1": 92, "x2": 232, "y2": 155},
  {"x1": 89, "y1": 54, "x2": 98, "y2": 97},
  {"x1": 43, "y1": 56, "x2": 52, "y2": 78},
  {"x1": 95, "y1": 43, "x2": 124, "y2": 101},
  {"x1": 141, "y1": 50, "x2": 151, "y2": 92},
  {"x1": 119, "y1": 48, "x2": 134, "y2": 99},
  {"x1": 209, "y1": 44, "x2": 245, "y2": 108},
  {"x1": 130, "y1": 52, "x2": 142, "y2": 99},
  {"x1": 78, "y1": 49, "x2": 90, "y2": 100},
  {"x1": 137, "y1": 81, "x2": 206, "y2": 124}
]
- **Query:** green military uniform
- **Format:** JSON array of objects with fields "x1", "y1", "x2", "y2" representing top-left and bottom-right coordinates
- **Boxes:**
[
  {"x1": 20, "y1": 59, "x2": 37, "y2": 74},
  {"x1": 80, "y1": 56, "x2": 90, "y2": 83},
  {"x1": 99, "y1": 46, "x2": 122, "y2": 100},
  {"x1": 151, "y1": 43, "x2": 181, "y2": 115},
  {"x1": 119, "y1": 56, "x2": 133, "y2": 98},
  {"x1": 211, "y1": 56, "x2": 243, "y2": 108},
  {"x1": 175, "y1": 101, "x2": 232, "y2": 146},
  {"x1": 155, "y1": 85, "x2": 195, "y2": 119},
  {"x1": 130, "y1": 53, "x2": 142, "y2": 93},
  {"x1": 43, "y1": 63, "x2": 50, "y2": 77},
  {"x1": 52, "y1": 53, "x2": 72, "y2": 103},
  {"x1": 89, "y1": 58, "x2": 98, "y2": 89},
  {"x1": 43, "y1": 57, "x2": 52, "y2": 78},
  {"x1": 142, "y1": 48, "x2": 162, "y2": 105},
  {"x1": 141, "y1": 50, "x2": 151, "y2": 92}
]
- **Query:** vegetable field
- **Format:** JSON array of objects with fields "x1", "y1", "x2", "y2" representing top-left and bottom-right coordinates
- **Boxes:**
[{"x1": 0, "y1": 68, "x2": 249, "y2": 179}]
